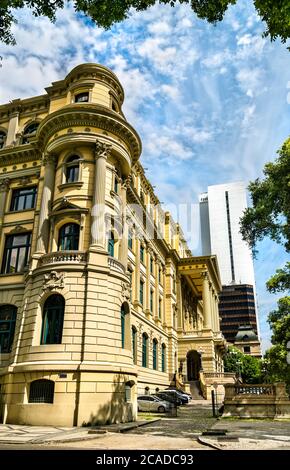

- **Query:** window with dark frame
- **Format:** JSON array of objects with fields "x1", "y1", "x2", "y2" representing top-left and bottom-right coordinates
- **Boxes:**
[
  {"x1": 41, "y1": 294, "x2": 65, "y2": 345},
  {"x1": 74, "y1": 92, "x2": 89, "y2": 103},
  {"x1": 65, "y1": 155, "x2": 80, "y2": 183},
  {"x1": 10, "y1": 186, "x2": 37, "y2": 212},
  {"x1": 29, "y1": 379, "x2": 55, "y2": 404},
  {"x1": 0, "y1": 305, "x2": 17, "y2": 353},
  {"x1": 153, "y1": 339, "x2": 158, "y2": 370},
  {"x1": 132, "y1": 326, "x2": 137, "y2": 364},
  {"x1": 22, "y1": 122, "x2": 39, "y2": 144},
  {"x1": 1, "y1": 232, "x2": 31, "y2": 274},
  {"x1": 58, "y1": 223, "x2": 80, "y2": 251},
  {"x1": 0, "y1": 131, "x2": 6, "y2": 149},
  {"x1": 142, "y1": 333, "x2": 148, "y2": 367}
]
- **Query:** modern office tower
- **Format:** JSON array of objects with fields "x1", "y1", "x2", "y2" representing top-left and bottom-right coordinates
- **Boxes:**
[
  {"x1": 199, "y1": 182, "x2": 261, "y2": 353},
  {"x1": 0, "y1": 64, "x2": 227, "y2": 426}
]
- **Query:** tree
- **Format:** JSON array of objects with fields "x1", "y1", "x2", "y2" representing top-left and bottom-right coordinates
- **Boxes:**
[
  {"x1": 240, "y1": 139, "x2": 290, "y2": 390},
  {"x1": 1, "y1": 1, "x2": 290, "y2": 46},
  {"x1": 224, "y1": 346, "x2": 262, "y2": 384}
]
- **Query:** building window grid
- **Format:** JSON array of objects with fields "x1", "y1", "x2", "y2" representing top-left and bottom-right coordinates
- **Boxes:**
[
  {"x1": 161, "y1": 344, "x2": 166, "y2": 372},
  {"x1": 142, "y1": 333, "x2": 148, "y2": 367},
  {"x1": 1, "y1": 232, "x2": 31, "y2": 274},
  {"x1": 10, "y1": 186, "x2": 37, "y2": 212},
  {"x1": 41, "y1": 295, "x2": 65, "y2": 345},
  {"x1": 140, "y1": 280, "x2": 144, "y2": 306},
  {"x1": 65, "y1": 155, "x2": 80, "y2": 183},
  {"x1": 150, "y1": 290, "x2": 154, "y2": 313},
  {"x1": 0, "y1": 305, "x2": 17, "y2": 353},
  {"x1": 153, "y1": 339, "x2": 158, "y2": 370},
  {"x1": 132, "y1": 327, "x2": 137, "y2": 364},
  {"x1": 58, "y1": 223, "x2": 80, "y2": 251}
]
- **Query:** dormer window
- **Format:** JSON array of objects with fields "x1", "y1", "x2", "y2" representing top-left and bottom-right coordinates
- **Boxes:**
[
  {"x1": 22, "y1": 122, "x2": 39, "y2": 144},
  {"x1": 0, "y1": 131, "x2": 7, "y2": 149},
  {"x1": 75, "y1": 92, "x2": 89, "y2": 103},
  {"x1": 65, "y1": 155, "x2": 80, "y2": 183}
]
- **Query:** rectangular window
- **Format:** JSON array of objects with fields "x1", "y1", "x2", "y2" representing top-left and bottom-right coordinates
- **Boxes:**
[
  {"x1": 128, "y1": 232, "x2": 133, "y2": 250},
  {"x1": 140, "y1": 245, "x2": 144, "y2": 263},
  {"x1": 1, "y1": 233, "x2": 31, "y2": 274},
  {"x1": 10, "y1": 186, "x2": 37, "y2": 212},
  {"x1": 159, "y1": 268, "x2": 162, "y2": 284},
  {"x1": 140, "y1": 280, "x2": 144, "y2": 306},
  {"x1": 150, "y1": 290, "x2": 154, "y2": 313},
  {"x1": 150, "y1": 257, "x2": 153, "y2": 274}
]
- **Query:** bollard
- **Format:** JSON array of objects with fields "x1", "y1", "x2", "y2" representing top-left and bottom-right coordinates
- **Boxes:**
[{"x1": 211, "y1": 390, "x2": 216, "y2": 417}]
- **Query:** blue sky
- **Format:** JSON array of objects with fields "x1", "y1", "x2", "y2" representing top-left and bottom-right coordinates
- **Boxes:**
[{"x1": 0, "y1": 0, "x2": 289, "y2": 352}]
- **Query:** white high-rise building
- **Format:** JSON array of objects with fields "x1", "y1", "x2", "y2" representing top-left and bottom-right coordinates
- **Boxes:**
[{"x1": 199, "y1": 181, "x2": 255, "y2": 286}]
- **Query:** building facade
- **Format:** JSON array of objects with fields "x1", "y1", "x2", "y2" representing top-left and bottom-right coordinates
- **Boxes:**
[
  {"x1": 199, "y1": 183, "x2": 261, "y2": 355},
  {"x1": 219, "y1": 284, "x2": 258, "y2": 344},
  {"x1": 0, "y1": 64, "x2": 225, "y2": 426}
]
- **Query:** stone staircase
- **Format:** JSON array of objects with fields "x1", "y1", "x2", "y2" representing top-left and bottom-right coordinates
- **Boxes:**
[{"x1": 188, "y1": 380, "x2": 204, "y2": 400}]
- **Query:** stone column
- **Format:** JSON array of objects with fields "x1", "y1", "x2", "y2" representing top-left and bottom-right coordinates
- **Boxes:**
[
  {"x1": 6, "y1": 109, "x2": 19, "y2": 146},
  {"x1": 91, "y1": 140, "x2": 111, "y2": 249},
  {"x1": 202, "y1": 272, "x2": 211, "y2": 329},
  {"x1": 36, "y1": 154, "x2": 56, "y2": 253},
  {"x1": 0, "y1": 178, "x2": 10, "y2": 237},
  {"x1": 119, "y1": 177, "x2": 130, "y2": 266},
  {"x1": 210, "y1": 287, "x2": 217, "y2": 332},
  {"x1": 215, "y1": 293, "x2": 220, "y2": 332},
  {"x1": 134, "y1": 238, "x2": 141, "y2": 305}
]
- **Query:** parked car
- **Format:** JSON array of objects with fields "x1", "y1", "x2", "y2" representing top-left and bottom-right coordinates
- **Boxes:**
[
  {"x1": 137, "y1": 395, "x2": 170, "y2": 413},
  {"x1": 164, "y1": 389, "x2": 189, "y2": 404},
  {"x1": 166, "y1": 387, "x2": 192, "y2": 401},
  {"x1": 154, "y1": 392, "x2": 182, "y2": 406}
]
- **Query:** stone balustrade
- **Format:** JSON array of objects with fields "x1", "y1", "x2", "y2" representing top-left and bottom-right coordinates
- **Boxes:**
[
  {"x1": 223, "y1": 382, "x2": 290, "y2": 418},
  {"x1": 108, "y1": 256, "x2": 126, "y2": 274},
  {"x1": 38, "y1": 251, "x2": 88, "y2": 266}
]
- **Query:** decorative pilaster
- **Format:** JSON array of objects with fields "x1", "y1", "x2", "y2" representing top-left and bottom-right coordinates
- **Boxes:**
[
  {"x1": 119, "y1": 176, "x2": 130, "y2": 266},
  {"x1": 201, "y1": 272, "x2": 211, "y2": 329},
  {"x1": 0, "y1": 178, "x2": 10, "y2": 237},
  {"x1": 91, "y1": 140, "x2": 112, "y2": 249},
  {"x1": 35, "y1": 153, "x2": 56, "y2": 254}
]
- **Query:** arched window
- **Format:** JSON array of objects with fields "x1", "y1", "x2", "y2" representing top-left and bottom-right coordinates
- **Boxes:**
[
  {"x1": 41, "y1": 295, "x2": 65, "y2": 345},
  {"x1": 65, "y1": 155, "x2": 80, "y2": 183},
  {"x1": 22, "y1": 122, "x2": 39, "y2": 144},
  {"x1": 108, "y1": 232, "x2": 115, "y2": 257},
  {"x1": 58, "y1": 223, "x2": 79, "y2": 251},
  {"x1": 162, "y1": 344, "x2": 166, "y2": 372},
  {"x1": 132, "y1": 326, "x2": 137, "y2": 364},
  {"x1": 142, "y1": 333, "x2": 148, "y2": 368},
  {"x1": 29, "y1": 379, "x2": 54, "y2": 403},
  {"x1": 75, "y1": 92, "x2": 89, "y2": 103},
  {"x1": 0, "y1": 305, "x2": 17, "y2": 353},
  {"x1": 0, "y1": 131, "x2": 7, "y2": 149},
  {"x1": 153, "y1": 338, "x2": 158, "y2": 370}
]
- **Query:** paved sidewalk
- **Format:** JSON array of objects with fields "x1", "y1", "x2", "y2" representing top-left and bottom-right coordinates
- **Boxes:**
[
  {"x1": 199, "y1": 418, "x2": 290, "y2": 450},
  {"x1": 0, "y1": 419, "x2": 159, "y2": 444}
]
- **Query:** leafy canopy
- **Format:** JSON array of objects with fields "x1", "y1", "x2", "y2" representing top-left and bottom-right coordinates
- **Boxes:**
[
  {"x1": 1, "y1": 1, "x2": 290, "y2": 46},
  {"x1": 224, "y1": 346, "x2": 262, "y2": 384}
]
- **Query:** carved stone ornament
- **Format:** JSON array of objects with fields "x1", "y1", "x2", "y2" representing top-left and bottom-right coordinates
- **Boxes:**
[
  {"x1": 42, "y1": 153, "x2": 57, "y2": 167},
  {"x1": 121, "y1": 281, "x2": 131, "y2": 301},
  {"x1": 95, "y1": 140, "x2": 112, "y2": 160},
  {"x1": 43, "y1": 271, "x2": 64, "y2": 291},
  {"x1": 0, "y1": 178, "x2": 10, "y2": 192}
]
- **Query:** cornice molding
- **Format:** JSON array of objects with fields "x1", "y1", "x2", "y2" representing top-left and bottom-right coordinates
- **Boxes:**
[
  {"x1": 36, "y1": 105, "x2": 141, "y2": 164},
  {"x1": 0, "y1": 145, "x2": 41, "y2": 166}
]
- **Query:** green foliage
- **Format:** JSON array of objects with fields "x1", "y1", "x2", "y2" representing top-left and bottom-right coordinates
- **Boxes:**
[
  {"x1": 268, "y1": 296, "x2": 290, "y2": 346},
  {"x1": 264, "y1": 344, "x2": 290, "y2": 390},
  {"x1": 224, "y1": 347, "x2": 262, "y2": 384},
  {"x1": 240, "y1": 137, "x2": 290, "y2": 391},
  {"x1": 266, "y1": 262, "x2": 290, "y2": 293},
  {"x1": 1, "y1": 0, "x2": 290, "y2": 46},
  {"x1": 240, "y1": 139, "x2": 290, "y2": 256}
]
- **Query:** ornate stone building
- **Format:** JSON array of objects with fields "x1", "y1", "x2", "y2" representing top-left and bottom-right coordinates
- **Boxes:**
[{"x1": 0, "y1": 64, "x2": 226, "y2": 426}]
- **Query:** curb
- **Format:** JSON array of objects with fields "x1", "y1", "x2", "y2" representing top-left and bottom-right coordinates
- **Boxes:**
[
  {"x1": 0, "y1": 419, "x2": 162, "y2": 445},
  {"x1": 197, "y1": 436, "x2": 222, "y2": 450}
]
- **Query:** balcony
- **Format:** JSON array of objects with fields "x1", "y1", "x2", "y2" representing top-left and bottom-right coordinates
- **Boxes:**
[
  {"x1": 38, "y1": 251, "x2": 88, "y2": 267},
  {"x1": 108, "y1": 256, "x2": 126, "y2": 275}
]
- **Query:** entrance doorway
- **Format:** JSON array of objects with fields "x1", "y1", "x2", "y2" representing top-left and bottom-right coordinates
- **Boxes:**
[{"x1": 187, "y1": 350, "x2": 202, "y2": 381}]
